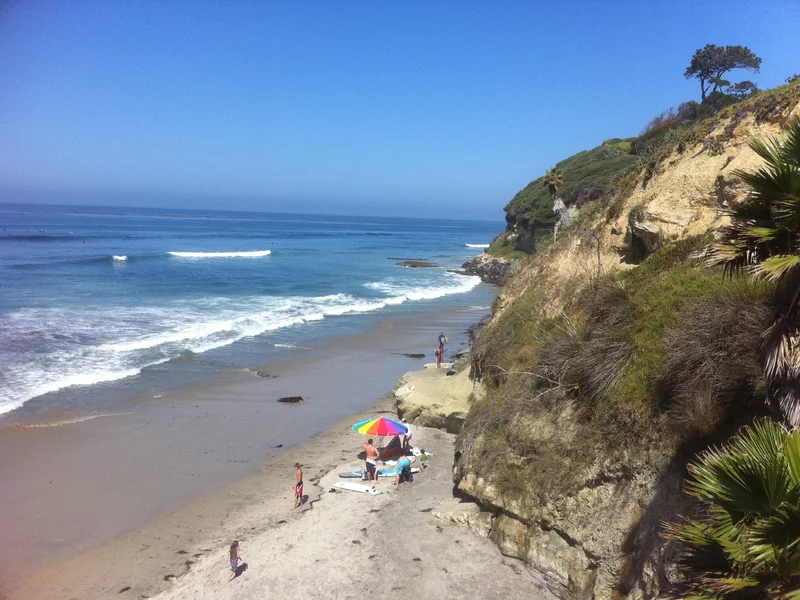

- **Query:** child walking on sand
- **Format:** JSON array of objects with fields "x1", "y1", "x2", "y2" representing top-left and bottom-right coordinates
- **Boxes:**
[
  {"x1": 419, "y1": 448, "x2": 428, "y2": 470},
  {"x1": 294, "y1": 463, "x2": 304, "y2": 509},
  {"x1": 227, "y1": 541, "x2": 242, "y2": 582}
]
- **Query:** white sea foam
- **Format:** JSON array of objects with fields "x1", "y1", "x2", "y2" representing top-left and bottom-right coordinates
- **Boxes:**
[
  {"x1": 465, "y1": 243, "x2": 490, "y2": 248},
  {"x1": 364, "y1": 272, "x2": 481, "y2": 304},
  {"x1": 17, "y1": 412, "x2": 133, "y2": 428},
  {"x1": 112, "y1": 255, "x2": 128, "y2": 261},
  {"x1": 0, "y1": 272, "x2": 481, "y2": 415},
  {"x1": 168, "y1": 250, "x2": 271, "y2": 258}
]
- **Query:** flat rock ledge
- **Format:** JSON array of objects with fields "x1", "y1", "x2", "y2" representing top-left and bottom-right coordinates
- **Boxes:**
[
  {"x1": 396, "y1": 260, "x2": 439, "y2": 268},
  {"x1": 393, "y1": 364, "x2": 484, "y2": 434},
  {"x1": 461, "y1": 253, "x2": 517, "y2": 285}
]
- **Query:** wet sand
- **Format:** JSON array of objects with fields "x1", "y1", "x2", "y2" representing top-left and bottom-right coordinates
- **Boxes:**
[
  {"x1": 0, "y1": 306, "x2": 490, "y2": 597},
  {"x1": 5, "y1": 395, "x2": 551, "y2": 600}
]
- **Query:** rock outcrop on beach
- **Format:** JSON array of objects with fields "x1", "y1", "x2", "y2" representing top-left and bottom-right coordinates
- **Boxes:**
[
  {"x1": 450, "y1": 84, "x2": 800, "y2": 600},
  {"x1": 393, "y1": 364, "x2": 483, "y2": 434},
  {"x1": 461, "y1": 253, "x2": 516, "y2": 285}
]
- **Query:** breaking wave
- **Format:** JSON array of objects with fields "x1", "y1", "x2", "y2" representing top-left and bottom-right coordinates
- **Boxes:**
[
  {"x1": 168, "y1": 250, "x2": 271, "y2": 258},
  {"x1": 0, "y1": 274, "x2": 480, "y2": 415}
]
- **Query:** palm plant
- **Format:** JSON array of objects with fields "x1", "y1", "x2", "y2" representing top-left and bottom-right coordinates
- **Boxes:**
[
  {"x1": 543, "y1": 168, "x2": 564, "y2": 198},
  {"x1": 704, "y1": 117, "x2": 800, "y2": 425},
  {"x1": 665, "y1": 419, "x2": 800, "y2": 598}
]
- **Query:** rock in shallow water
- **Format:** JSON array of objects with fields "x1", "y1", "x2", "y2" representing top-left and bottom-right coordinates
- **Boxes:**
[
  {"x1": 397, "y1": 260, "x2": 439, "y2": 268},
  {"x1": 278, "y1": 396, "x2": 304, "y2": 404},
  {"x1": 461, "y1": 254, "x2": 516, "y2": 285}
]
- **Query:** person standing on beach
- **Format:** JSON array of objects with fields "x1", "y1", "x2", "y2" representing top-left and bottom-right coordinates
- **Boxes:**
[
  {"x1": 227, "y1": 541, "x2": 243, "y2": 582},
  {"x1": 363, "y1": 438, "x2": 379, "y2": 482},
  {"x1": 438, "y1": 332, "x2": 446, "y2": 353},
  {"x1": 402, "y1": 417, "x2": 414, "y2": 449},
  {"x1": 434, "y1": 347, "x2": 442, "y2": 368},
  {"x1": 293, "y1": 463, "x2": 304, "y2": 509}
]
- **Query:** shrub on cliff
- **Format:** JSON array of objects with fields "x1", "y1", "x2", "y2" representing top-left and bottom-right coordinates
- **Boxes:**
[
  {"x1": 657, "y1": 279, "x2": 773, "y2": 440},
  {"x1": 704, "y1": 118, "x2": 800, "y2": 426},
  {"x1": 665, "y1": 419, "x2": 800, "y2": 599}
]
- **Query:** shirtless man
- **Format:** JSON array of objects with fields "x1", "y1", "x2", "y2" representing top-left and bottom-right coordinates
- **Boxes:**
[
  {"x1": 363, "y1": 438, "x2": 379, "y2": 482},
  {"x1": 293, "y1": 463, "x2": 303, "y2": 509}
]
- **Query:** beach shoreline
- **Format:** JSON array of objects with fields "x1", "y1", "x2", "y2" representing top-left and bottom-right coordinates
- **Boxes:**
[
  {"x1": 5, "y1": 390, "x2": 551, "y2": 600},
  {"x1": 0, "y1": 301, "x2": 505, "y2": 599}
]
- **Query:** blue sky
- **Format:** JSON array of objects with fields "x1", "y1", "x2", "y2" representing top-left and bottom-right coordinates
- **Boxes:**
[{"x1": 1, "y1": 1, "x2": 798, "y2": 220}]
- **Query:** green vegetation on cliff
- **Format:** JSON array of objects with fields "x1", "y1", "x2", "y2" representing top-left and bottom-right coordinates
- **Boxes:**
[
  {"x1": 461, "y1": 238, "x2": 775, "y2": 498},
  {"x1": 457, "y1": 87, "x2": 800, "y2": 597},
  {"x1": 496, "y1": 79, "x2": 800, "y2": 258},
  {"x1": 504, "y1": 137, "x2": 637, "y2": 229}
]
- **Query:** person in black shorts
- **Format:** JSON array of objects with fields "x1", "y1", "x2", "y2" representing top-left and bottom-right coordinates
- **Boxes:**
[{"x1": 363, "y1": 438, "x2": 379, "y2": 482}]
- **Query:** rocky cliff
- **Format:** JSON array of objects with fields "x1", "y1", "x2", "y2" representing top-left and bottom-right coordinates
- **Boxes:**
[
  {"x1": 461, "y1": 253, "x2": 517, "y2": 285},
  {"x1": 452, "y1": 83, "x2": 800, "y2": 600}
]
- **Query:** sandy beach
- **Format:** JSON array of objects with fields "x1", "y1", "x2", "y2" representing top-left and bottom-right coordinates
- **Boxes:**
[
  {"x1": 3, "y1": 387, "x2": 551, "y2": 600},
  {"x1": 0, "y1": 302, "x2": 548, "y2": 600}
]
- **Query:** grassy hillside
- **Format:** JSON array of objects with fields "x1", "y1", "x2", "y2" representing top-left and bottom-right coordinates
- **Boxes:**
[
  {"x1": 504, "y1": 138, "x2": 638, "y2": 229},
  {"x1": 460, "y1": 235, "x2": 775, "y2": 502},
  {"x1": 496, "y1": 80, "x2": 800, "y2": 257},
  {"x1": 456, "y1": 77, "x2": 800, "y2": 599}
]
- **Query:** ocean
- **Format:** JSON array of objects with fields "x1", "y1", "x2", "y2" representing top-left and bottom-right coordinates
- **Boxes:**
[{"x1": 0, "y1": 203, "x2": 500, "y2": 420}]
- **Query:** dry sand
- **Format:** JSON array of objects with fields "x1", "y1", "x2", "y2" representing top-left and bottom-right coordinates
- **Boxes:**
[
  {"x1": 5, "y1": 394, "x2": 552, "y2": 600},
  {"x1": 0, "y1": 307, "x2": 487, "y2": 591}
]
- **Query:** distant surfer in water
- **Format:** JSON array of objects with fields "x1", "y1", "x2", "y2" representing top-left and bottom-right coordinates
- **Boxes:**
[
  {"x1": 438, "y1": 332, "x2": 446, "y2": 353},
  {"x1": 293, "y1": 463, "x2": 304, "y2": 509}
]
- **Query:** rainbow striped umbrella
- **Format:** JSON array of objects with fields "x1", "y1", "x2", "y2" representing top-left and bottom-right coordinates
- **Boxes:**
[{"x1": 352, "y1": 416, "x2": 408, "y2": 437}]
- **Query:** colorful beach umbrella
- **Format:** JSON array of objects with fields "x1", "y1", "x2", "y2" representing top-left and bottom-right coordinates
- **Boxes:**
[{"x1": 352, "y1": 416, "x2": 408, "y2": 437}]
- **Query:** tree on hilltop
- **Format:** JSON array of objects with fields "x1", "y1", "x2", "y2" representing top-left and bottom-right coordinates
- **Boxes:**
[
  {"x1": 704, "y1": 118, "x2": 800, "y2": 425},
  {"x1": 684, "y1": 44, "x2": 762, "y2": 101}
]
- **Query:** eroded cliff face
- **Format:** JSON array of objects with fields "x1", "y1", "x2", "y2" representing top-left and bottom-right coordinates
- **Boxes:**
[
  {"x1": 452, "y1": 401, "x2": 670, "y2": 600},
  {"x1": 453, "y1": 95, "x2": 800, "y2": 599}
]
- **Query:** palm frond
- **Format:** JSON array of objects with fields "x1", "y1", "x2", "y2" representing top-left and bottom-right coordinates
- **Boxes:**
[
  {"x1": 779, "y1": 118, "x2": 800, "y2": 167},
  {"x1": 700, "y1": 118, "x2": 800, "y2": 426},
  {"x1": 665, "y1": 420, "x2": 800, "y2": 598},
  {"x1": 750, "y1": 255, "x2": 800, "y2": 280}
]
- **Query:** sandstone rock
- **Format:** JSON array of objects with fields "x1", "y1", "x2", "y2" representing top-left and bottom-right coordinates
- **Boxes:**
[
  {"x1": 394, "y1": 366, "x2": 484, "y2": 434},
  {"x1": 628, "y1": 216, "x2": 661, "y2": 254},
  {"x1": 432, "y1": 498, "x2": 493, "y2": 537}
]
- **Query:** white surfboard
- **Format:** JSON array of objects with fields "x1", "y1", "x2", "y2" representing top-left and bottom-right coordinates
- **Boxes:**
[
  {"x1": 334, "y1": 482, "x2": 381, "y2": 495},
  {"x1": 339, "y1": 467, "x2": 421, "y2": 479}
]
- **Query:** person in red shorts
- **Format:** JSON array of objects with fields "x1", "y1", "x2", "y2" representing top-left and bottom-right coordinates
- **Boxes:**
[
  {"x1": 434, "y1": 347, "x2": 442, "y2": 368},
  {"x1": 293, "y1": 463, "x2": 303, "y2": 509}
]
